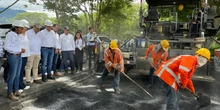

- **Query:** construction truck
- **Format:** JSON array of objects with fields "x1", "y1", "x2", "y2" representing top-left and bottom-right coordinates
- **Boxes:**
[{"x1": 120, "y1": 0, "x2": 220, "y2": 82}]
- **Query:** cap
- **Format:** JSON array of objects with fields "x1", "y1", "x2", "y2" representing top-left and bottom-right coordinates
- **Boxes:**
[
  {"x1": 12, "y1": 20, "x2": 24, "y2": 28},
  {"x1": 33, "y1": 23, "x2": 42, "y2": 29},
  {"x1": 64, "y1": 26, "x2": 69, "y2": 30},
  {"x1": 20, "y1": 19, "x2": 30, "y2": 28},
  {"x1": 45, "y1": 20, "x2": 53, "y2": 26}
]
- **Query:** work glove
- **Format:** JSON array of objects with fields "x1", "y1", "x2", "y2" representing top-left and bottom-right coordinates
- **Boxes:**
[
  {"x1": 179, "y1": 83, "x2": 186, "y2": 89},
  {"x1": 112, "y1": 63, "x2": 118, "y2": 69}
]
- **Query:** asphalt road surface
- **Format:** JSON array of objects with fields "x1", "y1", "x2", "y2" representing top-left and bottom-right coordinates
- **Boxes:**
[{"x1": 20, "y1": 66, "x2": 220, "y2": 110}]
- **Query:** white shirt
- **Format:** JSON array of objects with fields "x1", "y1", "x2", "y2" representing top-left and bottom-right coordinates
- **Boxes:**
[
  {"x1": 4, "y1": 31, "x2": 22, "y2": 54},
  {"x1": 59, "y1": 33, "x2": 75, "y2": 51},
  {"x1": 26, "y1": 29, "x2": 41, "y2": 55},
  {"x1": 75, "y1": 38, "x2": 85, "y2": 50},
  {"x1": 38, "y1": 29, "x2": 58, "y2": 48},
  {"x1": 52, "y1": 30, "x2": 60, "y2": 49},
  {"x1": 20, "y1": 34, "x2": 30, "y2": 57}
]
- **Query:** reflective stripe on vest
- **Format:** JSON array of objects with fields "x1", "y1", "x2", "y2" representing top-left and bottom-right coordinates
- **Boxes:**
[
  {"x1": 157, "y1": 55, "x2": 191, "y2": 88},
  {"x1": 104, "y1": 49, "x2": 109, "y2": 56}
]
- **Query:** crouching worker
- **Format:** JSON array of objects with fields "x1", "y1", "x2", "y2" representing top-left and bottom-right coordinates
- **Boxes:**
[
  {"x1": 155, "y1": 48, "x2": 210, "y2": 110},
  {"x1": 96, "y1": 40, "x2": 124, "y2": 94}
]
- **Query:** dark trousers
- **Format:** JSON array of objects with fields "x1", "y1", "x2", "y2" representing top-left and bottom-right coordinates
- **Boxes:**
[
  {"x1": 75, "y1": 48, "x2": 83, "y2": 71},
  {"x1": 52, "y1": 53, "x2": 59, "y2": 73},
  {"x1": 148, "y1": 67, "x2": 155, "y2": 85},
  {"x1": 19, "y1": 57, "x2": 27, "y2": 89},
  {"x1": 3, "y1": 61, "x2": 9, "y2": 82},
  {"x1": 62, "y1": 51, "x2": 74, "y2": 71},
  {"x1": 88, "y1": 45, "x2": 96, "y2": 69}
]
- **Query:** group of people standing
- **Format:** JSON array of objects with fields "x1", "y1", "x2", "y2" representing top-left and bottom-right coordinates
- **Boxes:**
[{"x1": 2, "y1": 19, "x2": 96, "y2": 101}]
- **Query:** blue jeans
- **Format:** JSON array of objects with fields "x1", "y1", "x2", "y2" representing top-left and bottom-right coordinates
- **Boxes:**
[
  {"x1": 100, "y1": 67, "x2": 120, "y2": 90},
  {"x1": 52, "y1": 53, "x2": 59, "y2": 73},
  {"x1": 61, "y1": 51, "x2": 74, "y2": 71},
  {"x1": 7, "y1": 54, "x2": 22, "y2": 93},
  {"x1": 19, "y1": 57, "x2": 27, "y2": 89},
  {"x1": 59, "y1": 61, "x2": 65, "y2": 71},
  {"x1": 165, "y1": 82, "x2": 179, "y2": 110},
  {"x1": 41, "y1": 48, "x2": 54, "y2": 75}
]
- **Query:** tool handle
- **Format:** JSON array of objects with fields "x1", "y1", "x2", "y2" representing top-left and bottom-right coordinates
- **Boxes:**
[
  {"x1": 121, "y1": 72, "x2": 153, "y2": 98},
  {"x1": 186, "y1": 87, "x2": 199, "y2": 98}
]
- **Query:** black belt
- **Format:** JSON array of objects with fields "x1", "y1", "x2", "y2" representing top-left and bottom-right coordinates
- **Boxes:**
[
  {"x1": 8, "y1": 53, "x2": 21, "y2": 56},
  {"x1": 42, "y1": 47, "x2": 54, "y2": 49}
]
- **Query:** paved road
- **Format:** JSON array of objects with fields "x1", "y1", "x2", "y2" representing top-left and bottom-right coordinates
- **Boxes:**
[
  {"x1": 20, "y1": 65, "x2": 220, "y2": 110},
  {"x1": 1, "y1": 61, "x2": 220, "y2": 110}
]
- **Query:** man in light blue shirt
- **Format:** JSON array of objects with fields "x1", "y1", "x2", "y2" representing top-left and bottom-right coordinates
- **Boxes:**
[{"x1": 86, "y1": 27, "x2": 96, "y2": 70}]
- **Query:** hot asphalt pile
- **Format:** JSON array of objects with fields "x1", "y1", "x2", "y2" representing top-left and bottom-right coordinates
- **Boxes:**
[{"x1": 28, "y1": 87, "x2": 219, "y2": 110}]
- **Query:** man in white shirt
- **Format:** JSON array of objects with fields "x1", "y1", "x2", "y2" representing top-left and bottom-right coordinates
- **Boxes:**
[
  {"x1": 52, "y1": 24, "x2": 61, "y2": 76},
  {"x1": 38, "y1": 20, "x2": 59, "y2": 82},
  {"x1": 25, "y1": 23, "x2": 42, "y2": 84},
  {"x1": 59, "y1": 26, "x2": 75, "y2": 75}
]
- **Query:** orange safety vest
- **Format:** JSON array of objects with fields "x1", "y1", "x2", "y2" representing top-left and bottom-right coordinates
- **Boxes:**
[
  {"x1": 104, "y1": 47, "x2": 124, "y2": 72},
  {"x1": 145, "y1": 44, "x2": 168, "y2": 68},
  {"x1": 155, "y1": 55, "x2": 198, "y2": 93}
]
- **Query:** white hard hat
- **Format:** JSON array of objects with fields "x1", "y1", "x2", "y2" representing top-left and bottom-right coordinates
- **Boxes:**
[
  {"x1": 21, "y1": 19, "x2": 30, "y2": 28},
  {"x1": 12, "y1": 20, "x2": 24, "y2": 28},
  {"x1": 45, "y1": 20, "x2": 53, "y2": 26}
]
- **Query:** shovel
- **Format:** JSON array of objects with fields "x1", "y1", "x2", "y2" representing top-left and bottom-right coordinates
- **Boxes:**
[
  {"x1": 148, "y1": 59, "x2": 211, "y2": 108},
  {"x1": 186, "y1": 87, "x2": 211, "y2": 108}
]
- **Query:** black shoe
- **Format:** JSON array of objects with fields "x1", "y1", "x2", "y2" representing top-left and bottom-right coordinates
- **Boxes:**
[
  {"x1": 64, "y1": 71, "x2": 68, "y2": 75},
  {"x1": 71, "y1": 71, "x2": 75, "y2": 75},
  {"x1": 47, "y1": 75, "x2": 55, "y2": 80},
  {"x1": 42, "y1": 75, "x2": 48, "y2": 82},
  {"x1": 146, "y1": 84, "x2": 153, "y2": 89}
]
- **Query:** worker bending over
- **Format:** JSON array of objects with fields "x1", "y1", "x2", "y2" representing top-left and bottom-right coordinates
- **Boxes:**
[{"x1": 155, "y1": 48, "x2": 210, "y2": 110}]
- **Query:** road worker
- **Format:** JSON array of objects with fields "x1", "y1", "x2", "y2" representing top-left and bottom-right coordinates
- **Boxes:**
[
  {"x1": 145, "y1": 40, "x2": 169, "y2": 88},
  {"x1": 96, "y1": 40, "x2": 124, "y2": 94},
  {"x1": 155, "y1": 48, "x2": 210, "y2": 110}
]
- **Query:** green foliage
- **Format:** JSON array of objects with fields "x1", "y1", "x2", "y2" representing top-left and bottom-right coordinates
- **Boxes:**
[
  {"x1": 11, "y1": 12, "x2": 49, "y2": 25},
  {"x1": 76, "y1": 4, "x2": 141, "y2": 40}
]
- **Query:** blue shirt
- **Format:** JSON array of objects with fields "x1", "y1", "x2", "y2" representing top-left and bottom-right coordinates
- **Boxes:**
[
  {"x1": 0, "y1": 38, "x2": 3, "y2": 57},
  {"x1": 86, "y1": 33, "x2": 95, "y2": 46}
]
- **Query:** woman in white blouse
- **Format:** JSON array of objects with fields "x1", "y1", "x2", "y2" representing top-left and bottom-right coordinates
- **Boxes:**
[
  {"x1": 74, "y1": 31, "x2": 85, "y2": 73},
  {"x1": 18, "y1": 20, "x2": 31, "y2": 92},
  {"x1": 4, "y1": 20, "x2": 26, "y2": 101}
]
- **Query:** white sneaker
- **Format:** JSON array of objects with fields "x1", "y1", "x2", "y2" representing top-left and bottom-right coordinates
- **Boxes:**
[
  {"x1": 18, "y1": 89, "x2": 23, "y2": 93},
  {"x1": 24, "y1": 86, "x2": 30, "y2": 90}
]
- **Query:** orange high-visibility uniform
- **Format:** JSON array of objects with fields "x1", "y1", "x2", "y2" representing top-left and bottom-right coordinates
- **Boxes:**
[
  {"x1": 155, "y1": 55, "x2": 198, "y2": 93},
  {"x1": 104, "y1": 47, "x2": 124, "y2": 72},
  {"x1": 145, "y1": 44, "x2": 168, "y2": 68}
]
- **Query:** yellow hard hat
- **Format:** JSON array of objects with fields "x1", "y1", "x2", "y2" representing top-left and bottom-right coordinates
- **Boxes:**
[
  {"x1": 160, "y1": 40, "x2": 169, "y2": 51},
  {"x1": 178, "y1": 4, "x2": 184, "y2": 11},
  {"x1": 109, "y1": 40, "x2": 118, "y2": 49},
  {"x1": 195, "y1": 48, "x2": 211, "y2": 60}
]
